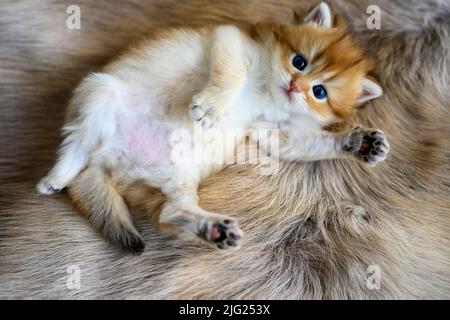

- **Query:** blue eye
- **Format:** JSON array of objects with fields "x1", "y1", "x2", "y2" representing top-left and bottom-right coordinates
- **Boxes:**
[
  {"x1": 292, "y1": 54, "x2": 307, "y2": 71},
  {"x1": 312, "y1": 85, "x2": 327, "y2": 99}
]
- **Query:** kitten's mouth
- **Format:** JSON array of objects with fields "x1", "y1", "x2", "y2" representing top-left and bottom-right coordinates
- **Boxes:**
[
  {"x1": 283, "y1": 80, "x2": 300, "y2": 100},
  {"x1": 283, "y1": 88, "x2": 292, "y2": 100}
]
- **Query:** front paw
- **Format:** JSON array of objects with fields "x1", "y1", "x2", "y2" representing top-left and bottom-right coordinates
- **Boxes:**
[
  {"x1": 190, "y1": 94, "x2": 221, "y2": 129},
  {"x1": 343, "y1": 126, "x2": 390, "y2": 166}
]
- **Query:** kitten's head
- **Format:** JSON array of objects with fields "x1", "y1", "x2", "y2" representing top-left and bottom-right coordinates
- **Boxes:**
[{"x1": 264, "y1": 2, "x2": 382, "y2": 124}]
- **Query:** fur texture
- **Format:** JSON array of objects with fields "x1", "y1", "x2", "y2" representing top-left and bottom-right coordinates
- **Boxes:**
[
  {"x1": 36, "y1": 2, "x2": 386, "y2": 254},
  {"x1": 0, "y1": 0, "x2": 449, "y2": 299}
]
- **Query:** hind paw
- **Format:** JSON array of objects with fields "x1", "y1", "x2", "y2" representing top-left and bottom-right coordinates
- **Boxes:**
[
  {"x1": 200, "y1": 216, "x2": 243, "y2": 250},
  {"x1": 36, "y1": 177, "x2": 63, "y2": 194}
]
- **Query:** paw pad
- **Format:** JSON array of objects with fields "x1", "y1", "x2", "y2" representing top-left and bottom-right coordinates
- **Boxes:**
[
  {"x1": 201, "y1": 217, "x2": 243, "y2": 250},
  {"x1": 345, "y1": 126, "x2": 390, "y2": 166}
]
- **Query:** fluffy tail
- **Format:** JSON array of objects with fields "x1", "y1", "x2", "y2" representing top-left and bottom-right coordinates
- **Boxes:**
[{"x1": 68, "y1": 165, "x2": 145, "y2": 253}]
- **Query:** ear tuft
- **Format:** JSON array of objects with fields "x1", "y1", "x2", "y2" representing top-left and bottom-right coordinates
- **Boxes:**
[
  {"x1": 357, "y1": 78, "x2": 383, "y2": 105},
  {"x1": 304, "y1": 2, "x2": 333, "y2": 28}
]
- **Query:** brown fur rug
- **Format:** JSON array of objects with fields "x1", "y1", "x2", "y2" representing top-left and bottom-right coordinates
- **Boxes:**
[{"x1": 0, "y1": 0, "x2": 449, "y2": 299}]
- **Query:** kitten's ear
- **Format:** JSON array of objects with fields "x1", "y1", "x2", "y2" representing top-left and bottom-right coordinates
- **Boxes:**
[
  {"x1": 304, "y1": 2, "x2": 333, "y2": 28},
  {"x1": 356, "y1": 77, "x2": 383, "y2": 105}
]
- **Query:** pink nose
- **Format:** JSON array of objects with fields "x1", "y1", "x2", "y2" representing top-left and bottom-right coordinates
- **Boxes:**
[{"x1": 289, "y1": 80, "x2": 300, "y2": 93}]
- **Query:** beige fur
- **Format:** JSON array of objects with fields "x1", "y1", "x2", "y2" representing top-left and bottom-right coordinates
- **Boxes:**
[
  {"x1": 37, "y1": 2, "x2": 386, "y2": 253},
  {"x1": 0, "y1": 0, "x2": 449, "y2": 299}
]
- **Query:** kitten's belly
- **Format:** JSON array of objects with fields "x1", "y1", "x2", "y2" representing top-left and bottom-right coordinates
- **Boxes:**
[
  {"x1": 113, "y1": 113, "x2": 245, "y2": 173},
  {"x1": 115, "y1": 115, "x2": 173, "y2": 165},
  {"x1": 101, "y1": 28, "x2": 249, "y2": 169}
]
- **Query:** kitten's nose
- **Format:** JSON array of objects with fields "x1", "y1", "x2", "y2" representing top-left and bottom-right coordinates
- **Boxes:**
[{"x1": 289, "y1": 80, "x2": 300, "y2": 93}]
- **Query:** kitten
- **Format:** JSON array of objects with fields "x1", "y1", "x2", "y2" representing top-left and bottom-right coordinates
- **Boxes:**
[{"x1": 36, "y1": 2, "x2": 389, "y2": 253}]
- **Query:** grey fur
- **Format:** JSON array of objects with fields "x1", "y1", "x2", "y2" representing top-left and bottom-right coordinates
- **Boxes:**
[{"x1": 0, "y1": 0, "x2": 449, "y2": 299}]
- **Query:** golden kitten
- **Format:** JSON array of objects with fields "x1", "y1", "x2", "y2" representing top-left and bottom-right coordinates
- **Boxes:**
[{"x1": 37, "y1": 2, "x2": 388, "y2": 253}]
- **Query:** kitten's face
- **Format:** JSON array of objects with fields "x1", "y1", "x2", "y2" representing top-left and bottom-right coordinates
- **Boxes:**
[{"x1": 266, "y1": 3, "x2": 382, "y2": 124}]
